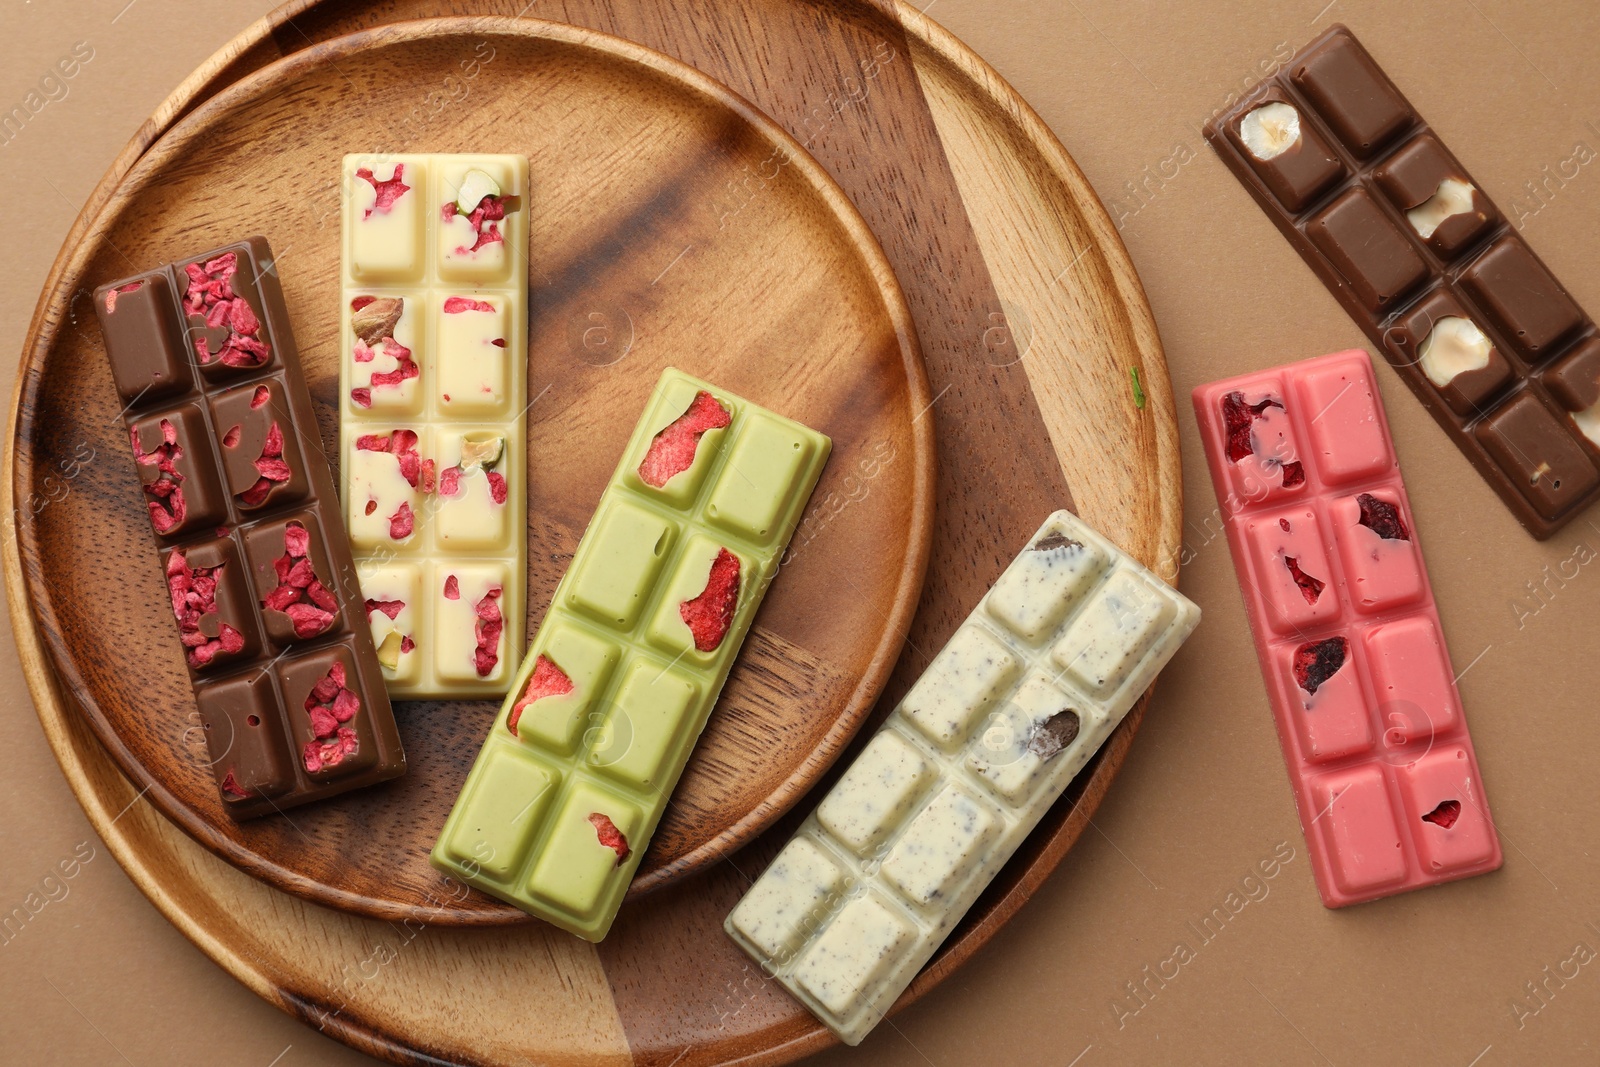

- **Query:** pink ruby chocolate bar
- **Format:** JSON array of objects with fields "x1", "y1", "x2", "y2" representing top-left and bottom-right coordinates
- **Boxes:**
[{"x1": 1193, "y1": 349, "x2": 1501, "y2": 907}]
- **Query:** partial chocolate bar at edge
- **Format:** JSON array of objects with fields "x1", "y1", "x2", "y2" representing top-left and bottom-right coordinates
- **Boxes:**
[{"x1": 1206, "y1": 24, "x2": 1600, "y2": 539}]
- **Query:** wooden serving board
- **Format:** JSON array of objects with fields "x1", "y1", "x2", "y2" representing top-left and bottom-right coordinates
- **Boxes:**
[
  {"x1": 14, "y1": 19, "x2": 935, "y2": 925},
  {"x1": 5, "y1": 2, "x2": 1184, "y2": 1065}
]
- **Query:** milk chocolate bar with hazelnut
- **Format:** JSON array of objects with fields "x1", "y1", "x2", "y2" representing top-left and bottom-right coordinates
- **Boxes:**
[
  {"x1": 94, "y1": 237, "x2": 405, "y2": 820},
  {"x1": 1206, "y1": 24, "x2": 1600, "y2": 539}
]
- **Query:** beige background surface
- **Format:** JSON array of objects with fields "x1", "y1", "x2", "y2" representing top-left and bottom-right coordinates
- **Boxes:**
[{"x1": 4, "y1": 0, "x2": 1599, "y2": 1064}]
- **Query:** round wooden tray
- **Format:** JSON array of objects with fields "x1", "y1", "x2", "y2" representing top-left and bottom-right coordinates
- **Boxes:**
[
  {"x1": 12, "y1": 19, "x2": 935, "y2": 925},
  {"x1": 5, "y1": 1, "x2": 1184, "y2": 1064}
]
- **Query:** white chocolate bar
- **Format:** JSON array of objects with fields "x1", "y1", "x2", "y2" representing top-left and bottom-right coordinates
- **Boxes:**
[
  {"x1": 339, "y1": 154, "x2": 528, "y2": 697},
  {"x1": 724, "y1": 510, "x2": 1200, "y2": 1044}
]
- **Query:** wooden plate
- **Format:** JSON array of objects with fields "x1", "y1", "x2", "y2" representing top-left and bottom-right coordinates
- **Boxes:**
[
  {"x1": 6, "y1": 2, "x2": 1185, "y2": 1064},
  {"x1": 10, "y1": 18, "x2": 935, "y2": 925}
]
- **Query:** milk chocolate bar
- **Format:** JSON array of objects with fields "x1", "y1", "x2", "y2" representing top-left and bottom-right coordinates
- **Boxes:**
[
  {"x1": 94, "y1": 238, "x2": 405, "y2": 819},
  {"x1": 1207, "y1": 25, "x2": 1600, "y2": 538},
  {"x1": 339, "y1": 154, "x2": 528, "y2": 697},
  {"x1": 432, "y1": 368, "x2": 830, "y2": 941},
  {"x1": 1193, "y1": 349, "x2": 1501, "y2": 906},
  {"x1": 725, "y1": 510, "x2": 1199, "y2": 1043}
]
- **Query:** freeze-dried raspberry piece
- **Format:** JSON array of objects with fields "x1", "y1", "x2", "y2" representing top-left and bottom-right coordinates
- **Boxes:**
[
  {"x1": 165, "y1": 549, "x2": 246, "y2": 670},
  {"x1": 438, "y1": 466, "x2": 462, "y2": 497},
  {"x1": 443, "y1": 194, "x2": 506, "y2": 254},
  {"x1": 182, "y1": 252, "x2": 271, "y2": 368},
  {"x1": 262, "y1": 522, "x2": 337, "y2": 638},
  {"x1": 355, "y1": 164, "x2": 411, "y2": 219},
  {"x1": 301, "y1": 661, "x2": 361, "y2": 773},
  {"x1": 443, "y1": 575, "x2": 460, "y2": 600},
  {"x1": 1422, "y1": 799, "x2": 1461, "y2": 829},
  {"x1": 365, "y1": 599, "x2": 404, "y2": 621},
  {"x1": 474, "y1": 587, "x2": 503, "y2": 677},
  {"x1": 679, "y1": 548, "x2": 740, "y2": 652},
  {"x1": 587, "y1": 812, "x2": 630, "y2": 866},
  {"x1": 487, "y1": 471, "x2": 508, "y2": 504},
  {"x1": 104, "y1": 281, "x2": 142, "y2": 314},
  {"x1": 1280, "y1": 461, "x2": 1305, "y2": 488},
  {"x1": 1284, "y1": 556, "x2": 1325, "y2": 603},
  {"x1": 389, "y1": 502, "x2": 414, "y2": 541},
  {"x1": 638, "y1": 391, "x2": 731, "y2": 488},
  {"x1": 442, "y1": 296, "x2": 495, "y2": 314},
  {"x1": 420, "y1": 459, "x2": 437, "y2": 494},
  {"x1": 303, "y1": 728, "x2": 359, "y2": 774},
  {"x1": 1222, "y1": 391, "x2": 1283, "y2": 463},
  {"x1": 350, "y1": 387, "x2": 372, "y2": 408},
  {"x1": 222, "y1": 425, "x2": 242, "y2": 448},
  {"x1": 239, "y1": 422, "x2": 290, "y2": 507},
  {"x1": 506, "y1": 655, "x2": 575, "y2": 737},
  {"x1": 219, "y1": 770, "x2": 252, "y2": 799},
  {"x1": 250, "y1": 385, "x2": 271, "y2": 409},
  {"x1": 131, "y1": 419, "x2": 187, "y2": 533},
  {"x1": 1357, "y1": 493, "x2": 1409, "y2": 541},
  {"x1": 356, "y1": 429, "x2": 421, "y2": 488},
  {"x1": 1293, "y1": 637, "x2": 1348, "y2": 695}
]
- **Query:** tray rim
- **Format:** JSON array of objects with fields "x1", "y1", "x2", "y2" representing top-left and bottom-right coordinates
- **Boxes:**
[
  {"x1": 8, "y1": 14, "x2": 936, "y2": 925},
  {"x1": 1, "y1": 1, "x2": 1185, "y2": 1063}
]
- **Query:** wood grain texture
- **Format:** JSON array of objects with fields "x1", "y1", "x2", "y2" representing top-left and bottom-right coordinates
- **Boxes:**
[
  {"x1": 10, "y1": 20, "x2": 934, "y2": 924},
  {"x1": 4, "y1": 2, "x2": 1185, "y2": 1065}
]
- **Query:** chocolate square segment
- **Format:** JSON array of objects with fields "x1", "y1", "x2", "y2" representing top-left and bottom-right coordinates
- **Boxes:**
[
  {"x1": 1383, "y1": 289, "x2": 1514, "y2": 418},
  {"x1": 243, "y1": 510, "x2": 347, "y2": 646},
  {"x1": 196, "y1": 672, "x2": 296, "y2": 802},
  {"x1": 1290, "y1": 33, "x2": 1412, "y2": 158},
  {"x1": 1474, "y1": 393, "x2": 1599, "y2": 520},
  {"x1": 1458, "y1": 236, "x2": 1584, "y2": 365},
  {"x1": 280, "y1": 642, "x2": 379, "y2": 783},
  {"x1": 128, "y1": 404, "x2": 227, "y2": 538},
  {"x1": 1224, "y1": 93, "x2": 1344, "y2": 212},
  {"x1": 211, "y1": 375, "x2": 310, "y2": 512},
  {"x1": 175, "y1": 242, "x2": 278, "y2": 382},
  {"x1": 95, "y1": 271, "x2": 192, "y2": 405},
  {"x1": 1542, "y1": 338, "x2": 1600, "y2": 415},
  {"x1": 159, "y1": 537, "x2": 263, "y2": 672},
  {"x1": 1305, "y1": 189, "x2": 1427, "y2": 314},
  {"x1": 1372, "y1": 135, "x2": 1497, "y2": 259}
]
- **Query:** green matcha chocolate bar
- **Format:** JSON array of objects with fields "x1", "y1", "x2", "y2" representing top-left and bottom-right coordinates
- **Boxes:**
[{"x1": 430, "y1": 368, "x2": 831, "y2": 940}]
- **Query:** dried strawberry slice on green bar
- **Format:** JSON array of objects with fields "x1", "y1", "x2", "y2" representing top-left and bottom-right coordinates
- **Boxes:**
[{"x1": 637, "y1": 391, "x2": 730, "y2": 488}]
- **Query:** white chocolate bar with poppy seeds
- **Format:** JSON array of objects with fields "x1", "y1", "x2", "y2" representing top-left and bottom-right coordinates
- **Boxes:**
[
  {"x1": 724, "y1": 510, "x2": 1199, "y2": 1044},
  {"x1": 338, "y1": 154, "x2": 528, "y2": 698}
]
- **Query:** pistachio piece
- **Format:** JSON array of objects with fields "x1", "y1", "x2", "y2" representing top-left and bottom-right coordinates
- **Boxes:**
[
  {"x1": 351, "y1": 297, "x2": 403, "y2": 346},
  {"x1": 456, "y1": 169, "x2": 501, "y2": 215},
  {"x1": 459, "y1": 431, "x2": 505, "y2": 470},
  {"x1": 376, "y1": 630, "x2": 404, "y2": 671}
]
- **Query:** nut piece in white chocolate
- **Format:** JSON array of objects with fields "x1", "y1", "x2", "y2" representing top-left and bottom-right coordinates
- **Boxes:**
[
  {"x1": 1240, "y1": 102, "x2": 1303, "y2": 160},
  {"x1": 1418, "y1": 316, "x2": 1492, "y2": 387}
]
